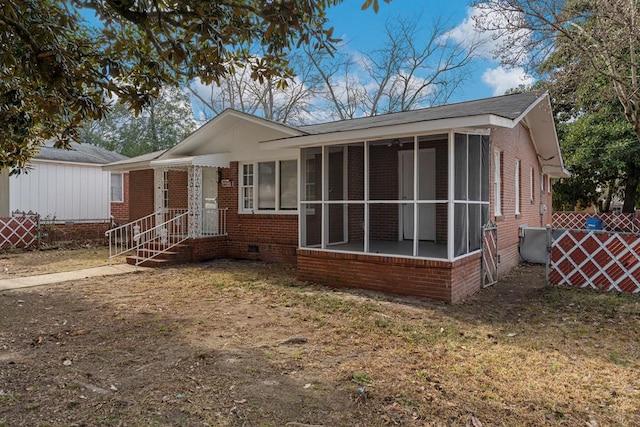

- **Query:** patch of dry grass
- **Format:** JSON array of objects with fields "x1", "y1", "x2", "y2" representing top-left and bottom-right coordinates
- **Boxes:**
[
  {"x1": 0, "y1": 246, "x2": 125, "y2": 279},
  {"x1": 1, "y1": 258, "x2": 639, "y2": 426}
]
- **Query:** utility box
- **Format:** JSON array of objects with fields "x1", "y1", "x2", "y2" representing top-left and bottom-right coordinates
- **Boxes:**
[{"x1": 586, "y1": 217, "x2": 602, "y2": 230}]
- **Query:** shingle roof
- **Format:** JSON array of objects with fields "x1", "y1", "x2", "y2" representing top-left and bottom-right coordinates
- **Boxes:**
[
  {"x1": 296, "y1": 92, "x2": 541, "y2": 134},
  {"x1": 37, "y1": 142, "x2": 128, "y2": 164}
]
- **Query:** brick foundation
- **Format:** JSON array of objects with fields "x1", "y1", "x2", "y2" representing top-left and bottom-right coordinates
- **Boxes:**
[
  {"x1": 296, "y1": 249, "x2": 482, "y2": 304},
  {"x1": 41, "y1": 221, "x2": 110, "y2": 245},
  {"x1": 188, "y1": 235, "x2": 228, "y2": 262}
]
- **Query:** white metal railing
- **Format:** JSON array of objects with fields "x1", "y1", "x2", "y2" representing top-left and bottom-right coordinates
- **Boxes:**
[
  {"x1": 134, "y1": 211, "x2": 190, "y2": 266},
  {"x1": 106, "y1": 208, "x2": 228, "y2": 264},
  {"x1": 106, "y1": 211, "x2": 157, "y2": 262},
  {"x1": 202, "y1": 208, "x2": 228, "y2": 236}
]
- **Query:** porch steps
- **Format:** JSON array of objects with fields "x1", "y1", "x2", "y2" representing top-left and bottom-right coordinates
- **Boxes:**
[{"x1": 126, "y1": 243, "x2": 192, "y2": 268}]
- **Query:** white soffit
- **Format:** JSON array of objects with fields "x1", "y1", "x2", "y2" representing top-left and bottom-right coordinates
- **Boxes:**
[
  {"x1": 522, "y1": 97, "x2": 570, "y2": 178},
  {"x1": 261, "y1": 115, "x2": 512, "y2": 150},
  {"x1": 150, "y1": 153, "x2": 230, "y2": 168}
]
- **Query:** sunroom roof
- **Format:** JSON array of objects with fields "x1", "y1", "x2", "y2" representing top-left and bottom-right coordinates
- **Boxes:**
[{"x1": 295, "y1": 92, "x2": 541, "y2": 135}]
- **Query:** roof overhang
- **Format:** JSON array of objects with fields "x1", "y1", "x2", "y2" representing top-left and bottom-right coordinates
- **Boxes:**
[
  {"x1": 261, "y1": 92, "x2": 569, "y2": 178},
  {"x1": 149, "y1": 153, "x2": 230, "y2": 168},
  {"x1": 102, "y1": 150, "x2": 166, "y2": 172},
  {"x1": 519, "y1": 94, "x2": 570, "y2": 178},
  {"x1": 261, "y1": 114, "x2": 514, "y2": 150}
]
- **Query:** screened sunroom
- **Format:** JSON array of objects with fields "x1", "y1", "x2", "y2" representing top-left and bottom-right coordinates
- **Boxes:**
[{"x1": 298, "y1": 132, "x2": 490, "y2": 261}]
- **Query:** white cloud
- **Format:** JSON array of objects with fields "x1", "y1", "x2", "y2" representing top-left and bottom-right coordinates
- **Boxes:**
[
  {"x1": 481, "y1": 66, "x2": 533, "y2": 96},
  {"x1": 444, "y1": 4, "x2": 530, "y2": 63},
  {"x1": 443, "y1": 6, "x2": 495, "y2": 59}
]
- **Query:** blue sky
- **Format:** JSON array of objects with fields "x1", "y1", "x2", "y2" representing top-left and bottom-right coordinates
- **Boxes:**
[{"x1": 326, "y1": 0, "x2": 532, "y2": 102}]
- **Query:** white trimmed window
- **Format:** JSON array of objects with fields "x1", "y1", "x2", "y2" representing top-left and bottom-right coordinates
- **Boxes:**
[
  {"x1": 162, "y1": 170, "x2": 169, "y2": 209},
  {"x1": 240, "y1": 160, "x2": 297, "y2": 213},
  {"x1": 515, "y1": 160, "x2": 521, "y2": 216},
  {"x1": 110, "y1": 173, "x2": 123, "y2": 202},
  {"x1": 547, "y1": 175, "x2": 552, "y2": 194},
  {"x1": 529, "y1": 166, "x2": 535, "y2": 203},
  {"x1": 494, "y1": 150, "x2": 502, "y2": 216},
  {"x1": 241, "y1": 164, "x2": 254, "y2": 210}
]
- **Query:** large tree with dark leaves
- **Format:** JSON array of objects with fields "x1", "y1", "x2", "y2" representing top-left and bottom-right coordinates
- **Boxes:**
[
  {"x1": 0, "y1": 0, "x2": 388, "y2": 173},
  {"x1": 474, "y1": 0, "x2": 640, "y2": 212}
]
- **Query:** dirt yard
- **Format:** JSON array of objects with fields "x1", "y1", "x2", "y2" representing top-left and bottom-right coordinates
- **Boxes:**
[{"x1": 1, "y1": 248, "x2": 639, "y2": 426}]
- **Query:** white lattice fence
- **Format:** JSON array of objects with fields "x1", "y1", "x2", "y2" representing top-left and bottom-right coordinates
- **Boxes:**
[
  {"x1": 552, "y1": 212, "x2": 639, "y2": 233},
  {"x1": 0, "y1": 215, "x2": 40, "y2": 249},
  {"x1": 548, "y1": 230, "x2": 640, "y2": 293}
]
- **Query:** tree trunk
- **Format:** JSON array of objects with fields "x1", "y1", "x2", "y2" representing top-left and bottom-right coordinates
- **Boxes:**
[
  {"x1": 622, "y1": 163, "x2": 640, "y2": 213},
  {"x1": 602, "y1": 183, "x2": 613, "y2": 213}
]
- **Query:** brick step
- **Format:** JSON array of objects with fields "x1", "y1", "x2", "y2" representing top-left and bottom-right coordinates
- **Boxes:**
[
  {"x1": 126, "y1": 243, "x2": 193, "y2": 268},
  {"x1": 136, "y1": 248, "x2": 181, "y2": 259},
  {"x1": 142, "y1": 242, "x2": 191, "y2": 252},
  {"x1": 126, "y1": 256, "x2": 173, "y2": 268}
]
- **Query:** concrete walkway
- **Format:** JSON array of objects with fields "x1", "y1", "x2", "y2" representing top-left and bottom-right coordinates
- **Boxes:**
[{"x1": 0, "y1": 264, "x2": 148, "y2": 291}]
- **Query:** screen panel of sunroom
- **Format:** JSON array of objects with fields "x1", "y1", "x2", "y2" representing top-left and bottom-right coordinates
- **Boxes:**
[{"x1": 453, "y1": 133, "x2": 489, "y2": 257}]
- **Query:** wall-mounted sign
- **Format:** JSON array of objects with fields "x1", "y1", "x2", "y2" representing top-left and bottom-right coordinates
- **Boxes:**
[{"x1": 221, "y1": 179, "x2": 233, "y2": 187}]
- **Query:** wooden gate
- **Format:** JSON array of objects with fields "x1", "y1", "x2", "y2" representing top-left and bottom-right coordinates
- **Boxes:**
[
  {"x1": 482, "y1": 222, "x2": 498, "y2": 288},
  {"x1": 548, "y1": 230, "x2": 640, "y2": 293}
]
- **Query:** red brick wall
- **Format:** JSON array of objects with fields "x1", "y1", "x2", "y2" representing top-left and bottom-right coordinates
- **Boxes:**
[
  {"x1": 168, "y1": 170, "x2": 188, "y2": 209},
  {"x1": 347, "y1": 145, "x2": 365, "y2": 243},
  {"x1": 297, "y1": 249, "x2": 481, "y2": 304},
  {"x1": 129, "y1": 169, "x2": 155, "y2": 221},
  {"x1": 221, "y1": 162, "x2": 299, "y2": 264},
  {"x1": 110, "y1": 172, "x2": 129, "y2": 224},
  {"x1": 369, "y1": 144, "x2": 399, "y2": 240},
  {"x1": 432, "y1": 139, "x2": 449, "y2": 244},
  {"x1": 491, "y1": 124, "x2": 553, "y2": 274},
  {"x1": 188, "y1": 235, "x2": 228, "y2": 262},
  {"x1": 41, "y1": 221, "x2": 110, "y2": 244}
]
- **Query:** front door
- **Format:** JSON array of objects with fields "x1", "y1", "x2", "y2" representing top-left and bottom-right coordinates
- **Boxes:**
[
  {"x1": 400, "y1": 149, "x2": 436, "y2": 241},
  {"x1": 201, "y1": 168, "x2": 218, "y2": 235}
]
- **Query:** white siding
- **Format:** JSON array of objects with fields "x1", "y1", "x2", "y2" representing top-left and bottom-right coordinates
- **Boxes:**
[
  {"x1": 9, "y1": 161, "x2": 110, "y2": 221},
  {"x1": 0, "y1": 169, "x2": 9, "y2": 216}
]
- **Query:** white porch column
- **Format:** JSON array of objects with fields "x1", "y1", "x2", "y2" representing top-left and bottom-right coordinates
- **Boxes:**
[
  {"x1": 188, "y1": 165, "x2": 203, "y2": 238},
  {"x1": 447, "y1": 131, "x2": 456, "y2": 261},
  {"x1": 154, "y1": 168, "x2": 166, "y2": 224}
]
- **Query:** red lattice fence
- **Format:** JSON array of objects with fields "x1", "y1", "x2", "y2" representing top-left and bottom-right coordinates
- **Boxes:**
[
  {"x1": 548, "y1": 230, "x2": 640, "y2": 293},
  {"x1": 552, "y1": 212, "x2": 639, "y2": 234},
  {"x1": 0, "y1": 214, "x2": 40, "y2": 249}
]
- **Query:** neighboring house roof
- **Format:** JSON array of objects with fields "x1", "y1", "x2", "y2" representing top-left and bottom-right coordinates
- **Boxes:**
[
  {"x1": 37, "y1": 142, "x2": 127, "y2": 165},
  {"x1": 102, "y1": 149, "x2": 166, "y2": 172}
]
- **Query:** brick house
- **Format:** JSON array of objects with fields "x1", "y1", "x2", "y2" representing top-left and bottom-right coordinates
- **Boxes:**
[{"x1": 105, "y1": 92, "x2": 567, "y2": 303}]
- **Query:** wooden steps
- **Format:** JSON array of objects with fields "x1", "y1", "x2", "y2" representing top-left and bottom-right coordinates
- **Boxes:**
[{"x1": 126, "y1": 243, "x2": 192, "y2": 268}]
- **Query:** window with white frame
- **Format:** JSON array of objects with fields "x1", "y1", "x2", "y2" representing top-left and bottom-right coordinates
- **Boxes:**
[
  {"x1": 529, "y1": 166, "x2": 535, "y2": 203},
  {"x1": 494, "y1": 149, "x2": 502, "y2": 216},
  {"x1": 110, "y1": 173, "x2": 124, "y2": 202},
  {"x1": 547, "y1": 175, "x2": 552, "y2": 194},
  {"x1": 241, "y1": 164, "x2": 254, "y2": 210},
  {"x1": 515, "y1": 160, "x2": 521, "y2": 216},
  {"x1": 162, "y1": 170, "x2": 169, "y2": 209},
  {"x1": 240, "y1": 160, "x2": 297, "y2": 213}
]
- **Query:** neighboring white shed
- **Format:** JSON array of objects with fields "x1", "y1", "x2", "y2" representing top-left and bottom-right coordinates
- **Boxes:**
[{"x1": 0, "y1": 142, "x2": 127, "y2": 221}]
